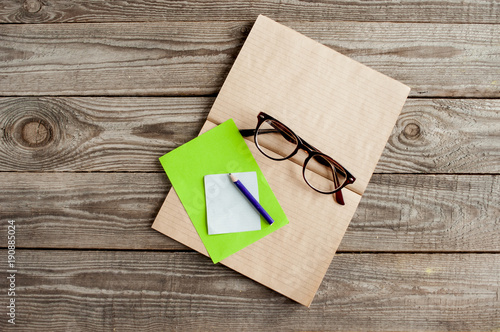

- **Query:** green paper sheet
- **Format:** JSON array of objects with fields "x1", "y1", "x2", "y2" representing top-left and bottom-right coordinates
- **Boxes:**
[{"x1": 159, "y1": 119, "x2": 289, "y2": 263}]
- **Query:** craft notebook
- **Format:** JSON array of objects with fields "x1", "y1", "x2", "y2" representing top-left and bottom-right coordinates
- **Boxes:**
[
  {"x1": 158, "y1": 119, "x2": 288, "y2": 263},
  {"x1": 153, "y1": 15, "x2": 410, "y2": 306}
]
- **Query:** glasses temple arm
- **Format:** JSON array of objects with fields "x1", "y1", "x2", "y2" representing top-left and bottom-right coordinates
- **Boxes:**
[
  {"x1": 332, "y1": 169, "x2": 345, "y2": 205},
  {"x1": 239, "y1": 128, "x2": 297, "y2": 144},
  {"x1": 239, "y1": 129, "x2": 256, "y2": 137}
]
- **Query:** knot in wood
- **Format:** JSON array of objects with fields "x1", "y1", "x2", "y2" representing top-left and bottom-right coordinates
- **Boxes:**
[
  {"x1": 240, "y1": 26, "x2": 251, "y2": 35},
  {"x1": 23, "y1": 0, "x2": 42, "y2": 13},
  {"x1": 19, "y1": 118, "x2": 52, "y2": 148},
  {"x1": 403, "y1": 123, "x2": 421, "y2": 140}
]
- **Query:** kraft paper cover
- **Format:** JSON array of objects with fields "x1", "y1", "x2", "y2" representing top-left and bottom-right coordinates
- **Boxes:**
[{"x1": 153, "y1": 15, "x2": 410, "y2": 306}]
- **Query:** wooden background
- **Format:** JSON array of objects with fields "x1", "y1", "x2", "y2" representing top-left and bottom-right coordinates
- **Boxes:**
[{"x1": 1, "y1": 0, "x2": 499, "y2": 330}]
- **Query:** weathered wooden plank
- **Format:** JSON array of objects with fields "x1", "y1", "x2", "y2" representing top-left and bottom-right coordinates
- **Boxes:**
[
  {"x1": 1, "y1": 97, "x2": 498, "y2": 173},
  {"x1": 379, "y1": 98, "x2": 500, "y2": 173},
  {"x1": 1, "y1": 22, "x2": 499, "y2": 97},
  {"x1": 0, "y1": 173, "x2": 182, "y2": 249},
  {"x1": 1, "y1": 173, "x2": 498, "y2": 252},
  {"x1": 0, "y1": 172, "x2": 181, "y2": 250},
  {"x1": 1, "y1": 250, "x2": 499, "y2": 330},
  {"x1": 1, "y1": 0, "x2": 499, "y2": 24},
  {"x1": 347, "y1": 174, "x2": 500, "y2": 252},
  {"x1": 0, "y1": 97, "x2": 211, "y2": 172}
]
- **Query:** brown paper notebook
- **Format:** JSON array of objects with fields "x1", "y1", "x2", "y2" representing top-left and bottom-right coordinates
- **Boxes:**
[{"x1": 152, "y1": 15, "x2": 410, "y2": 307}]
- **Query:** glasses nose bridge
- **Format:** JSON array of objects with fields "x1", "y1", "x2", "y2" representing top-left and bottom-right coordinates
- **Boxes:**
[
  {"x1": 298, "y1": 138, "x2": 317, "y2": 155},
  {"x1": 299, "y1": 145, "x2": 313, "y2": 156}
]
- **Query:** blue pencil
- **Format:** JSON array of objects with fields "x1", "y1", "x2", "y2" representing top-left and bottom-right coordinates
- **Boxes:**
[{"x1": 229, "y1": 173, "x2": 274, "y2": 225}]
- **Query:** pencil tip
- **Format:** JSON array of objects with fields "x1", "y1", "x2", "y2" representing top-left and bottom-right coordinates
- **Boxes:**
[{"x1": 229, "y1": 173, "x2": 238, "y2": 182}]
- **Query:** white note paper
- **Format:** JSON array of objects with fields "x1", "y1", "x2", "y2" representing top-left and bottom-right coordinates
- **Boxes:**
[{"x1": 204, "y1": 172, "x2": 261, "y2": 235}]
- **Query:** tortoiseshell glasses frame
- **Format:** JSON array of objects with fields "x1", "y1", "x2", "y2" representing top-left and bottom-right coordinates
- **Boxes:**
[{"x1": 239, "y1": 112, "x2": 355, "y2": 205}]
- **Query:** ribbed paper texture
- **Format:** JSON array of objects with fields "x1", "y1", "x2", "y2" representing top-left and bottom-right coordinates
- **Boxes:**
[{"x1": 153, "y1": 15, "x2": 410, "y2": 306}]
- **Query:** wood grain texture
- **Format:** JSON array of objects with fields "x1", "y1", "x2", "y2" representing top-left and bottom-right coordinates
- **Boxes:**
[
  {"x1": 377, "y1": 98, "x2": 500, "y2": 173},
  {"x1": 0, "y1": 0, "x2": 498, "y2": 329},
  {"x1": 1, "y1": 173, "x2": 498, "y2": 252},
  {"x1": 1, "y1": 21, "x2": 499, "y2": 97},
  {"x1": 1, "y1": 0, "x2": 499, "y2": 24},
  {"x1": 347, "y1": 174, "x2": 500, "y2": 252},
  {"x1": 0, "y1": 97, "x2": 211, "y2": 172},
  {"x1": 1, "y1": 97, "x2": 498, "y2": 173},
  {"x1": 1, "y1": 250, "x2": 499, "y2": 331}
]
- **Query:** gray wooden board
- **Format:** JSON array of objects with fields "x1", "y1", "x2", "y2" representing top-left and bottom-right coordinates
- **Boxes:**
[
  {"x1": 0, "y1": 2, "x2": 499, "y2": 328},
  {"x1": 1, "y1": 0, "x2": 499, "y2": 24},
  {"x1": 0, "y1": 22, "x2": 499, "y2": 97},
  {"x1": 1, "y1": 97, "x2": 498, "y2": 173},
  {"x1": 0, "y1": 250, "x2": 499, "y2": 331},
  {"x1": 1, "y1": 173, "x2": 498, "y2": 252}
]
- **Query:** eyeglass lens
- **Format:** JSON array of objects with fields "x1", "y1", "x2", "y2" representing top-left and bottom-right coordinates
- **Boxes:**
[
  {"x1": 303, "y1": 154, "x2": 347, "y2": 193},
  {"x1": 255, "y1": 119, "x2": 347, "y2": 192},
  {"x1": 255, "y1": 119, "x2": 298, "y2": 160}
]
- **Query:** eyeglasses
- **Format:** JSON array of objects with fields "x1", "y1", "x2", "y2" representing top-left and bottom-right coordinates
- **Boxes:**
[{"x1": 240, "y1": 112, "x2": 355, "y2": 205}]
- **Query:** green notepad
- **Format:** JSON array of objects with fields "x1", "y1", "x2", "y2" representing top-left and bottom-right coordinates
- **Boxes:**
[{"x1": 159, "y1": 119, "x2": 289, "y2": 263}]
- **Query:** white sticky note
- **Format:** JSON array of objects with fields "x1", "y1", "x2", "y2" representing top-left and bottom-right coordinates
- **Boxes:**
[{"x1": 204, "y1": 172, "x2": 261, "y2": 235}]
